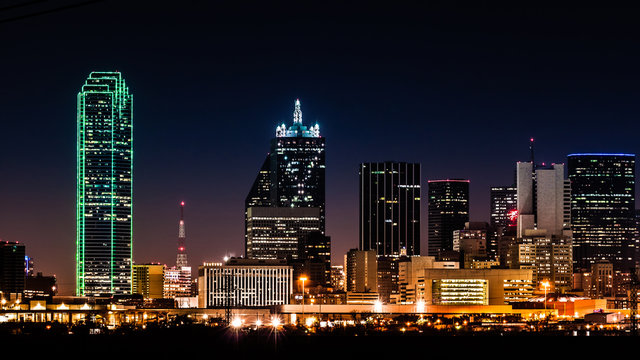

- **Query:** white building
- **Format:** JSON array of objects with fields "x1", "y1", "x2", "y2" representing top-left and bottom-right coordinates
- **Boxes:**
[
  {"x1": 516, "y1": 162, "x2": 571, "y2": 238},
  {"x1": 198, "y1": 259, "x2": 293, "y2": 308},
  {"x1": 515, "y1": 161, "x2": 572, "y2": 291}
]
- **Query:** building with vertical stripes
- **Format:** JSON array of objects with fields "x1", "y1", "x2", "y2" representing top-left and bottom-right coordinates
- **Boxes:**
[
  {"x1": 359, "y1": 162, "x2": 421, "y2": 256},
  {"x1": 198, "y1": 259, "x2": 293, "y2": 308},
  {"x1": 76, "y1": 72, "x2": 133, "y2": 296},
  {"x1": 132, "y1": 264, "x2": 164, "y2": 299}
]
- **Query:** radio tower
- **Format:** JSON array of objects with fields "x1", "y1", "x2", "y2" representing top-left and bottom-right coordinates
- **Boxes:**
[{"x1": 177, "y1": 201, "x2": 188, "y2": 268}]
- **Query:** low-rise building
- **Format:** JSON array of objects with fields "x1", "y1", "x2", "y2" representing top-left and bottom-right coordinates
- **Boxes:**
[
  {"x1": 198, "y1": 258, "x2": 293, "y2": 308},
  {"x1": 132, "y1": 264, "x2": 164, "y2": 299}
]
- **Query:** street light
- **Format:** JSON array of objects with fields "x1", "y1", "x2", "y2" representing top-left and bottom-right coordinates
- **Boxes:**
[
  {"x1": 231, "y1": 317, "x2": 243, "y2": 329},
  {"x1": 541, "y1": 280, "x2": 551, "y2": 318},
  {"x1": 299, "y1": 276, "x2": 308, "y2": 326},
  {"x1": 271, "y1": 316, "x2": 281, "y2": 328}
]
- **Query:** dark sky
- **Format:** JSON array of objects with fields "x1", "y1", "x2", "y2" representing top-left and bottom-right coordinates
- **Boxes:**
[{"x1": 2, "y1": 1, "x2": 640, "y2": 294}]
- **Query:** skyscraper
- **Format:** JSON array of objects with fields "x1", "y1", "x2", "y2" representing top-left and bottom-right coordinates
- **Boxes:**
[
  {"x1": 516, "y1": 162, "x2": 571, "y2": 238},
  {"x1": 512, "y1": 159, "x2": 573, "y2": 291},
  {"x1": 568, "y1": 153, "x2": 636, "y2": 271},
  {"x1": 359, "y1": 162, "x2": 421, "y2": 257},
  {"x1": 490, "y1": 186, "x2": 518, "y2": 232},
  {"x1": 76, "y1": 71, "x2": 133, "y2": 296},
  {"x1": 489, "y1": 186, "x2": 517, "y2": 259},
  {"x1": 245, "y1": 99, "x2": 326, "y2": 258},
  {"x1": 427, "y1": 180, "x2": 470, "y2": 257},
  {"x1": 271, "y1": 99, "x2": 325, "y2": 223}
]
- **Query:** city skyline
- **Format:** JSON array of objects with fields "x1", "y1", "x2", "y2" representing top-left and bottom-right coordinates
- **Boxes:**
[{"x1": 3, "y1": 3, "x2": 640, "y2": 295}]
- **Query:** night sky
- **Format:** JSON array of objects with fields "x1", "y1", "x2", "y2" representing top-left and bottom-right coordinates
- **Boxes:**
[{"x1": 2, "y1": 2, "x2": 640, "y2": 294}]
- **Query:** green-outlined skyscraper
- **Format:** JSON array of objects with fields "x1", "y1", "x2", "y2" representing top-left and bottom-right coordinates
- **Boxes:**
[{"x1": 76, "y1": 72, "x2": 133, "y2": 296}]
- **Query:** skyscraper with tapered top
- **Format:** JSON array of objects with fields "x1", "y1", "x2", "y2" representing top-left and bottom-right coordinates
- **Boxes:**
[
  {"x1": 245, "y1": 99, "x2": 326, "y2": 258},
  {"x1": 76, "y1": 71, "x2": 132, "y2": 296}
]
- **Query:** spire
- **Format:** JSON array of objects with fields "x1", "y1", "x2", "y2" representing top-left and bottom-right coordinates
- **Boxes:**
[
  {"x1": 293, "y1": 98, "x2": 302, "y2": 124},
  {"x1": 275, "y1": 99, "x2": 320, "y2": 138},
  {"x1": 177, "y1": 201, "x2": 188, "y2": 268},
  {"x1": 178, "y1": 201, "x2": 185, "y2": 238}
]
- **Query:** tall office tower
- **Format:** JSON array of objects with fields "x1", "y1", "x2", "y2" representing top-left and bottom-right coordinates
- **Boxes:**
[
  {"x1": 568, "y1": 154, "x2": 636, "y2": 272},
  {"x1": 0, "y1": 241, "x2": 26, "y2": 298},
  {"x1": 359, "y1": 162, "x2": 421, "y2": 256},
  {"x1": 490, "y1": 187, "x2": 518, "y2": 233},
  {"x1": 489, "y1": 186, "x2": 517, "y2": 260},
  {"x1": 490, "y1": 187, "x2": 518, "y2": 230},
  {"x1": 427, "y1": 180, "x2": 470, "y2": 257},
  {"x1": 516, "y1": 162, "x2": 571, "y2": 238},
  {"x1": 76, "y1": 72, "x2": 133, "y2": 296},
  {"x1": 514, "y1": 159, "x2": 572, "y2": 291},
  {"x1": 245, "y1": 99, "x2": 326, "y2": 257},
  {"x1": 177, "y1": 201, "x2": 188, "y2": 268}
]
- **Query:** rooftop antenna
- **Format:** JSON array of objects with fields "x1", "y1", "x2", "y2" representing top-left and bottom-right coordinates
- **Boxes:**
[
  {"x1": 176, "y1": 201, "x2": 188, "y2": 268},
  {"x1": 529, "y1": 137, "x2": 535, "y2": 165}
]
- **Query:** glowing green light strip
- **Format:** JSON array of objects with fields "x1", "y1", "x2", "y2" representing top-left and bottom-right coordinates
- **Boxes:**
[{"x1": 76, "y1": 72, "x2": 132, "y2": 296}]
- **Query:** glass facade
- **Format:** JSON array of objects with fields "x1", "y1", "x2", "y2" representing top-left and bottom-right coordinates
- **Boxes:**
[
  {"x1": 568, "y1": 153, "x2": 636, "y2": 272},
  {"x1": 245, "y1": 100, "x2": 326, "y2": 258},
  {"x1": 76, "y1": 72, "x2": 132, "y2": 296},
  {"x1": 245, "y1": 207, "x2": 322, "y2": 259},
  {"x1": 427, "y1": 180, "x2": 470, "y2": 257},
  {"x1": 359, "y1": 162, "x2": 421, "y2": 256},
  {"x1": 490, "y1": 186, "x2": 518, "y2": 231},
  {"x1": 270, "y1": 135, "x2": 325, "y2": 223}
]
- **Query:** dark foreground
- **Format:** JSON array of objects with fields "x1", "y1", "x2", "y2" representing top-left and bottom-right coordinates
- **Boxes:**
[{"x1": 3, "y1": 323, "x2": 638, "y2": 358}]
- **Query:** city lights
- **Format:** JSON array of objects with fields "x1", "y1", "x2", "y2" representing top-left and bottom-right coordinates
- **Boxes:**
[
  {"x1": 2, "y1": 6, "x2": 640, "y2": 346},
  {"x1": 271, "y1": 317, "x2": 281, "y2": 328},
  {"x1": 373, "y1": 300, "x2": 383, "y2": 313},
  {"x1": 231, "y1": 318, "x2": 243, "y2": 328}
]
